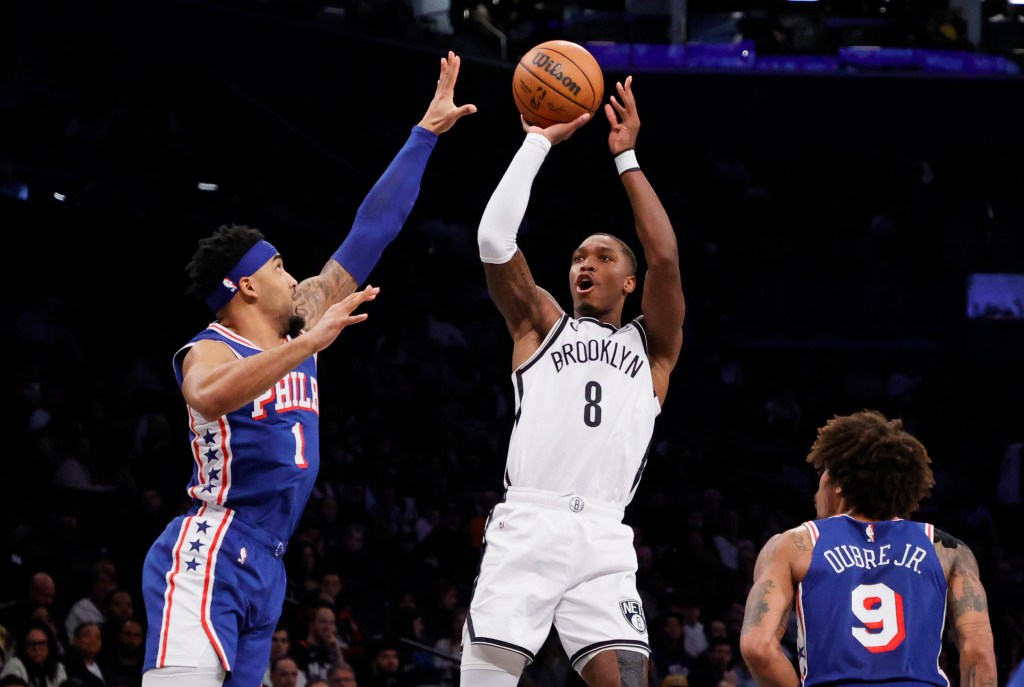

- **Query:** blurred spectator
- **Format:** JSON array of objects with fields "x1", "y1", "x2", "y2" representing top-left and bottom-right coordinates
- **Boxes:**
[
  {"x1": 686, "y1": 638, "x2": 738, "y2": 687},
  {"x1": 0, "y1": 574, "x2": 61, "y2": 648},
  {"x1": 0, "y1": 619, "x2": 67, "y2": 687},
  {"x1": 264, "y1": 625, "x2": 308, "y2": 687},
  {"x1": 295, "y1": 604, "x2": 345, "y2": 683},
  {"x1": 62, "y1": 622, "x2": 104, "y2": 687},
  {"x1": 649, "y1": 611, "x2": 691, "y2": 687},
  {"x1": 270, "y1": 657, "x2": 303, "y2": 687},
  {"x1": 358, "y1": 637, "x2": 409, "y2": 687},
  {"x1": 98, "y1": 619, "x2": 143, "y2": 687},
  {"x1": 64, "y1": 560, "x2": 117, "y2": 641},
  {"x1": 327, "y1": 663, "x2": 358, "y2": 687}
]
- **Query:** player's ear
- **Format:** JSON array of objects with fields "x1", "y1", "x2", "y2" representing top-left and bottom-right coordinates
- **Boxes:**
[
  {"x1": 623, "y1": 275, "x2": 636, "y2": 295},
  {"x1": 238, "y1": 275, "x2": 258, "y2": 299}
]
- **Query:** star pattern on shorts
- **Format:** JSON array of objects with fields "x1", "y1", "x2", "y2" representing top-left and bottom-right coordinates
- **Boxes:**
[
  {"x1": 189, "y1": 538, "x2": 205, "y2": 552},
  {"x1": 185, "y1": 558, "x2": 201, "y2": 572},
  {"x1": 195, "y1": 520, "x2": 210, "y2": 534}
]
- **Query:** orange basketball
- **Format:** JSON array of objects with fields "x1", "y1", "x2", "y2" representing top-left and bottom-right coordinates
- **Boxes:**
[{"x1": 513, "y1": 40, "x2": 604, "y2": 129}]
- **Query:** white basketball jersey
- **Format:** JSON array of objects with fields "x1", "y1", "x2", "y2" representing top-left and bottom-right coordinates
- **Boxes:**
[{"x1": 503, "y1": 314, "x2": 661, "y2": 507}]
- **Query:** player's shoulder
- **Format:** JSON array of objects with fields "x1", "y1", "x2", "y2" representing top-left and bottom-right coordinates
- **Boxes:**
[{"x1": 931, "y1": 527, "x2": 978, "y2": 578}]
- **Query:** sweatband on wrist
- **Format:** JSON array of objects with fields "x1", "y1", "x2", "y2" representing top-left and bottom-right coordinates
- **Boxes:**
[
  {"x1": 614, "y1": 149, "x2": 640, "y2": 175},
  {"x1": 331, "y1": 125, "x2": 438, "y2": 284},
  {"x1": 205, "y1": 240, "x2": 279, "y2": 313},
  {"x1": 478, "y1": 133, "x2": 551, "y2": 264}
]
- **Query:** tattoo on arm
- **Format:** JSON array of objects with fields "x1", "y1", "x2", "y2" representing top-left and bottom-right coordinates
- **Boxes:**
[
  {"x1": 953, "y1": 576, "x2": 988, "y2": 616},
  {"x1": 742, "y1": 580, "x2": 775, "y2": 636},
  {"x1": 789, "y1": 531, "x2": 811, "y2": 551},
  {"x1": 776, "y1": 606, "x2": 791, "y2": 640},
  {"x1": 616, "y1": 650, "x2": 645, "y2": 687},
  {"x1": 295, "y1": 262, "x2": 357, "y2": 326},
  {"x1": 951, "y1": 544, "x2": 988, "y2": 618}
]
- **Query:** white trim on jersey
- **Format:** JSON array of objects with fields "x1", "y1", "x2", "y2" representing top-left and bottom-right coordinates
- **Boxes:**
[
  {"x1": 208, "y1": 322, "x2": 263, "y2": 350},
  {"x1": 803, "y1": 520, "x2": 819, "y2": 545},
  {"x1": 187, "y1": 411, "x2": 234, "y2": 506}
]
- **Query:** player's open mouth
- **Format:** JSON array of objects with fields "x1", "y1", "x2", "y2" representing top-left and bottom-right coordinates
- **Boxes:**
[{"x1": 576, "y1": 276, "x2": 594, "y2": 294}]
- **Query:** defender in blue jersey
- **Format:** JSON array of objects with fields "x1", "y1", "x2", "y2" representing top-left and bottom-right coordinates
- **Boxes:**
[
  {"x1": 140, "y1": 52, "x2": 476, "y2": 687},
  {"x1": 740, "y1": 410, "x2": 996, "y2": 687}
]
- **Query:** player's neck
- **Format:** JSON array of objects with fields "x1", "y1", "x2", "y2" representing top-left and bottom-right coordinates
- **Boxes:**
[{"x1": 217, "y1": 310, "x2": 287, "y2": 349}]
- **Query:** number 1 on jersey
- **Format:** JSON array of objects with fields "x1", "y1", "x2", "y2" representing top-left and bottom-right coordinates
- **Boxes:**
[
  {"x1": 291, "y1": 423, "x2": 308, "y2": 468},
  {"x1": 851, "y1": 582, "x2": 906, "y2": 652}
]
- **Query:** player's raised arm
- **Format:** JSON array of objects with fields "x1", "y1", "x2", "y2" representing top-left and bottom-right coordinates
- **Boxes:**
[
  {"x1": 296, "y1": 50, "x2": 476, "y2": 329},
  {"x1": 740, "y1": 531, "x2": 802, "y2": 687},
  {"x1": 478, "y1": 113, "x2": 589, "y2": 366},
  {"x1": 605, "y1": 76, "x2": 684, "y2": 403}
]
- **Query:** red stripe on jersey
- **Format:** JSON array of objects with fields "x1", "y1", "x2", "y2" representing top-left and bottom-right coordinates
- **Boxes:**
[
  {"x1": 199, "y1": 506, "x2": 232, "y2": 671},
  {"x1": 215, "y1": 417, "x2": 230, "y2": 505}
]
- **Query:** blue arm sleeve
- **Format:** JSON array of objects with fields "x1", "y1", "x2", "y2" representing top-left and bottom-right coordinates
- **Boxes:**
[{"x1": 331, "y1": 125, "x2": 438, "y2": 284}]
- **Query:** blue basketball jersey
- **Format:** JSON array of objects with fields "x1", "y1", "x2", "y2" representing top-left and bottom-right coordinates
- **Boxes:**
[
  {"x1": 172, "y1": 322, "x2": 320, "y2": 544},
  {"x1": 797, "y1": 515, "x2": 948, "y2": 687}
]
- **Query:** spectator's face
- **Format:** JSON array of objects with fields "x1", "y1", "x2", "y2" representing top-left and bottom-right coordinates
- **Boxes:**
[
  {"x1": 74, "y1": 623, "x2": 102, "y2": 659},
  {"x1": 708, "y1": 620, "x2": 728, "y2": 639},
  {"x1": 93, "y1": 570, "x2": 117, "y2": 600},
  {"x1": 29, "y1": 575, "x2": 55, "y2": 608},
  {"x1": 24, "y1": 628, "x2": 50, "y2": 666},
  {"x1": 118, "y1": 620, "x2": 144, "y2": 651},
  {"x1": 374, "y1": 649, "x2": 400, "y2": 674},
  {"x1": 662, "y1": 616, "x2": 683, "y2": 641},
  {"x1": 107, "y1": 591, "x2": 134, "y2": 621},
  {"x1": 312, "y1": 608, "x2": 336, "y2": 643},
  {"x1": 329, "y1": 668, "x2": 358, "y2": 687},
  {"x1": 320, "y1": 574, "x2": 342, "y2": 600},
  {"x1": 710, "y1": 643, "x2": 732, "y2": 669},
  {"x1": 271, "y1": 658, "x2": 299, "y2": 687},
  {"x1": 270, "y1": 630, "x2": 290, "y2": 659}
]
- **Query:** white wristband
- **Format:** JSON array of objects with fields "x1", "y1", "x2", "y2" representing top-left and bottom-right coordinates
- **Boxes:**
[{"x1": 614, "y1": 149, "x2": 639, "y2": 175}]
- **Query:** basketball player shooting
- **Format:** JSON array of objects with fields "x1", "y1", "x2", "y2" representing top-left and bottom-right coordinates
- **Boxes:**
[
  {"x1": 139, "y1": 52, "x2": 475, "y2": 687},
  {"x1": 462, "y1": 75, "x2": 685, "y2": 687}
]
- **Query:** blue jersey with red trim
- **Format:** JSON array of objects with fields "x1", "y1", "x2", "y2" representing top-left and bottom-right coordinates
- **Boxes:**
[
  {"x1": 172, "y1": 323, "x2": 320, "y2": 544},
  {"x1": 797, "y1": 515, "x2": 948, "y2": 687}
]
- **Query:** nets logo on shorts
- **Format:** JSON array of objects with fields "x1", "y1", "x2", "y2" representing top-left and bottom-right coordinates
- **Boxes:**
[{"x1": 619, "y1": 599, "x2": 647, "y2": 634}]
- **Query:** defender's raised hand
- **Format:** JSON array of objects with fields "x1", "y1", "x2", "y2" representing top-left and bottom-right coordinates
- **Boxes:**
[{"x1": 418, "y1": 51, "x2": 477, "y2": 135}]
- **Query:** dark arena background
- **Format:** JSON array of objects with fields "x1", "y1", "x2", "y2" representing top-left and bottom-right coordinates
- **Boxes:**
[{"x1": 2, "y1": 1, "x2": 1023, "y2": 685}]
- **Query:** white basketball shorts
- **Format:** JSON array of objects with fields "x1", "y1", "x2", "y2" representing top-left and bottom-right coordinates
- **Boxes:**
[{"x1": 464, "y1": 487, "x2": 650, "y2": 669}]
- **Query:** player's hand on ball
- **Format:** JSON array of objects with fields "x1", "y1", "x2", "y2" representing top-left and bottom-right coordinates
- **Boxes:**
[
  {"x1": 605, "y1": 75, "x2": 640, "y2": 156},
  {"x1": 521, "y1": 112, "x2": 591, "y2": 145},
  {"x1": 418, "y1": 51, "x2": 477, "y2": 135}
]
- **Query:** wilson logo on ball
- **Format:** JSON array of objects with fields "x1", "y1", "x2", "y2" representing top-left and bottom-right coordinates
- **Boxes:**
[
  {"x1": 512, "y1": 40, "x2": 604, "y2": 129},
  {"x1": 530, "y1": 52, "x2": 582, "y2": 97}
]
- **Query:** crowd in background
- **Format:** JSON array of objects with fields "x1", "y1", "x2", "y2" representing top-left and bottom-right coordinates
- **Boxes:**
[{"x1": 2, "y1": 2, "x2": 1024, "y2": 686}]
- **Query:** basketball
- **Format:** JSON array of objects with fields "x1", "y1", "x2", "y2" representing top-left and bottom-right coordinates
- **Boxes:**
[{"x1": 512, "y1": 40, "x2": 604, "y2": 129}]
